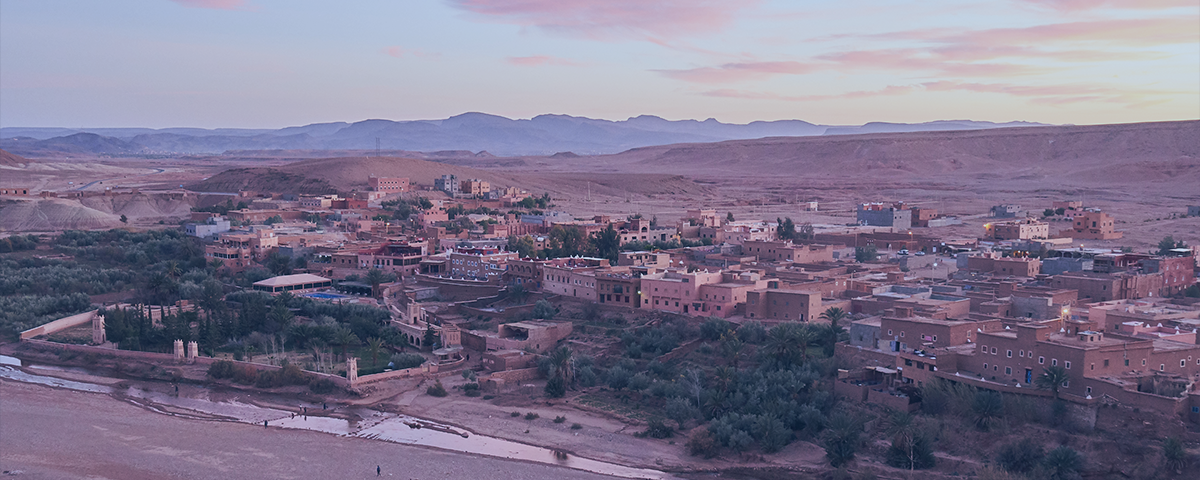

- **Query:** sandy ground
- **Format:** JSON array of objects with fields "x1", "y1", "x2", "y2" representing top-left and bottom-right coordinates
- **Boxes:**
[{"x1": 0, "y1": 378, "x2": 623, "y2": 480}]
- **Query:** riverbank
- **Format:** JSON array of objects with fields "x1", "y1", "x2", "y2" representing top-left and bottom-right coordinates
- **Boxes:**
[{"x1": 0, "y1": 378, "x2": 622, "y2": 480}]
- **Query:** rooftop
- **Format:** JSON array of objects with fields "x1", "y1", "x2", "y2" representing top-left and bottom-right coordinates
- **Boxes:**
[{"x1": 253, "y1": 273, "x2": 331, "y2": 287}]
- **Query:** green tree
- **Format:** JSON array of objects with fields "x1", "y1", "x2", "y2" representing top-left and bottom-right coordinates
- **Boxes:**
[
  {"x1": 1162, "y1": 437, "x2": 1188, "y2": 473},
  {"x1": 776, "y1": 217, "x2": 796, "y2": 241},
  {"x1": 972, "y1": 391, "x2": 1004, "y2": 432},
  {"x1": 423, "y1": 324, "x2": 437, "y2": 349},
  {"x1": 726, "y1": 212, "x2": 734, "y2": 223},
  {"x1": 366, "y1": 337, "x2": 385, "y2": 369},
  {"x1": 366, "y1": 268, "x2": 386, "y2": 298},
  {"x1": 1035, "y1": 365, "x2": 1070, "y2": 400},
  {"x1": 507, "y1": 235, "x2": 537, "y2": 258},
  {"x1": 119, "y1": 214, "x2": 128, "y2": 223},
  {"x1": 819, "y1": 307, "x2": 848, "y2": 356},
  {"x1": 591, "y1": 224, "x2": 621, "y2": 263},
  {"x1": 1157, "y1": 236, "x2": 1187, "y2": 255},
  {"x1": 855, "y1": 245, "x2": 878, "y2": 262},
  {"x1": 1042, "y1": 446, "x2": 1083, "y2": 480},
  {"x1": 997, "y1": 440, "x2": 1045, "y2": 474},
  {"x1": 532, "y1": 299, "x2": 556, "y2": 320},
  {"x1": 821, "y1": 414, "x2": 861, "y2": 467},
  {"x1": 333, "y1": 327, "x2": 360, "y2": 360},
  {"x1": 665, "y1": 397, "x2": 696, "y2": 429},
  {"x1": 1044, "y1": 208, "x2": 1056, "y2": 217}
]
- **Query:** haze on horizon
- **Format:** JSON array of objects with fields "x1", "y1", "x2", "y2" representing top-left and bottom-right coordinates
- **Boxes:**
[{"x1": 1, "y1": 0, "x2": 1197, "y2": 129}]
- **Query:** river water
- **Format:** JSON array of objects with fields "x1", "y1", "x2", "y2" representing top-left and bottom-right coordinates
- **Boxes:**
[{"x1": 0, "y1": 355, "x2": 673, "y2": 479}]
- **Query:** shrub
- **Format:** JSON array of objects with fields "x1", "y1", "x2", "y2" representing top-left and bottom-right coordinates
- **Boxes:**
[
  {"x1": 699, "y1": 317, "x2": 731, "y2": 341},
  {"x1": 525, "y1": 412, "x2": 539, "y2": 420},
  {"x1": 628, "y1": 373, "x2": 652, "y2": 392},
  {"x1": 390, "y1": 353, "x2": 425, "y2": 369},
  {"x1": 544, "y1": 376, "x2": 566, "y2": 398},
  {"x1": 570, "y1": 423, "x2": 582, "y2": 430},
  {"x1": 997, "y1": 440, "x2": 1044, "y2": 473},
  {"x1": 638, "y1": 419, "x2": 675, "y2": 439},
  {"x1": 1042, "y1": 446, "x2": 1083, "y2": 480},
  {"x1": 972, "y1": 391, "x2": 1004, "y2": 432},
  {"x1": 308, "y1": 377, "x2": 338, "y2": 394},
  {"x1": 207, "y1": 360, "x2": 235, "y2": 379},
  {"x1": 1163, "y1": 437, "x2": 1188, "y2": 472},
  {"x1": 426, "y1": 381, "x2": 448, "y2": 397},
  {"x1": 553, "y1": 416, "x2": 567, "y2": 424},
  {"x1": 687, "y1": 429, "x2": 719, "y2": 458},
  {"x1": 606, "y1": 366, "x2": 631, "y2": 390},
  {"x1": 886, "y1": 433, "x2": 936, "y2": 470},
  {"x1": 231, "y1": 364, "x2": 259, "y2": 385},
  {"x1": 511, "y1": 412, "x2": 521, "y2": 417}
]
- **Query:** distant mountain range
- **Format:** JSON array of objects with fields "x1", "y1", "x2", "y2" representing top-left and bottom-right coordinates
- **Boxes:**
[{"x1": 0, "y1": 113, "x2": 1049, "y2": 157}]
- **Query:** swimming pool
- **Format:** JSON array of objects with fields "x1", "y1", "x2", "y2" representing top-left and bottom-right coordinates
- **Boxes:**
[{"x1": 304, "y1": 292, "x2": 351, "y2": 300}]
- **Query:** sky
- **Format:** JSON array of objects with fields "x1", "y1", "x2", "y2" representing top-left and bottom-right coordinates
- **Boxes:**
[{"x1": 1, "y1": 0, "x2": 1197, "y2": 128}]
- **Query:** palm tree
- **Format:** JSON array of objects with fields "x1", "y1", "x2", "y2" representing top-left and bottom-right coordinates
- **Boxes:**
[
  {"x1": 333, "y1": 328, "x2": 361, "y2": 361},
  {"x1": 163, "y1": 261, "x2": 182, "y2": 278},
  {"x1": 819, "y1": 307, "x2": 848, "y2": 355},
  {"x1": 366, "y1": 268, "x2": 386, "y2": 298},
  {"x1": 366, "y1": 337, "x2": 385, "y2": 369},
  {"x1": 1042, "y1": 446, "x2": 1082, "y2": 480},
  {"x1": 765, "y1": 324, "x2": 802, "y2": 367},
  {"x1": 549, "y1": 346, "x2": 575, "y2": 387},
  {"x1": 208, "y1": 258, "x2": 224, "y2": 272},
  {"x1": 1035, "y1": 365, "x2": 1071, "y2": 400},
  {"x1": 884, "y1": 411, "x2": 919, "y2": 472},
  {"x1": 288, "y1": 324, "x2": 316, "y2": 350}
]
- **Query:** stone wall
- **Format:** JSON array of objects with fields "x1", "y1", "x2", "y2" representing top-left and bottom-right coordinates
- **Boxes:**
[{"x1": 20, "y1": 310, "x2": 98, "y2": 340}]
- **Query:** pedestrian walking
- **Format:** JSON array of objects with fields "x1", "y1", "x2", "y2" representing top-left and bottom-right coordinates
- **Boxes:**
[
  {"x1": 264, "y1": 420, "x2": 268, "y2": 427},
  {"x1": 377, "y1": 465, "x2": 381, "y2": 476}
]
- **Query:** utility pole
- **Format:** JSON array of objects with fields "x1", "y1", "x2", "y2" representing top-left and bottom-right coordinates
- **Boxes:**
[{"x1": 376, "y1": 138, "x2": 381, "y2": 157}]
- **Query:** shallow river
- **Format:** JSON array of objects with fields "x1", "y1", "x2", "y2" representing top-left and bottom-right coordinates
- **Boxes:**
[{"x1": 0, "y1": 355, "x2": 673, "y2": 480}]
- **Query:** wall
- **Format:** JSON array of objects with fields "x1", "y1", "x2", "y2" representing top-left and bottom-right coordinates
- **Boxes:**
[
  {"x1": 20, "y1": 310, "x2": 98, "y2": 340},
  {"x1": 351, "y1": 362, "x2": 439, "y2": 387}
]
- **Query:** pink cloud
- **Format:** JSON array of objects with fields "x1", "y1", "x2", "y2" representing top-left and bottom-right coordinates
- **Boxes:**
[
  {"x1": 447, "y1": 0, "x2": 760, "y2": 39},
  {"x1": 655, "y1": 61, "x2": 818, "y2": 83},
  {"x1": 702, "y1": 81, "x2": 1178, "y2": 108},
  {"x1": 506, "y1": 55, "x2": 583, "y2": 66},
  {"x1": 384, "y1": 46, "x2": 438, "y2": 59},
  {"x1": 170, "y1": 0, "x2": 246, "y2": 10},
  {"x1": 1019, "y1": 0, "x2": 1197, "y2": 11}
]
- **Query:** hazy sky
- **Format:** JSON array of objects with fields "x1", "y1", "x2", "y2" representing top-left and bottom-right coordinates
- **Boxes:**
[{"x1": 1, "y1": 0, "x2": 1197, "y2": 128}]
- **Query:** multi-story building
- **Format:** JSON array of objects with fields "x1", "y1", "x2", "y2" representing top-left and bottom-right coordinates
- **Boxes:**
[
  {"x1": 1068, "y1": 210, "x2": 1122, "y2": 240},
  {"x1": 596, "y1": 270, "x2": 641, "y2": 308},
  {"x1": 744, "y1": 289, "x2": 823, "y2": 322},
  {"x1": 858, "y1": 202, "x2": 912, "y2": 229},
  {"x1": 1050, "y1": 270, "x2": 1168, "y2": 302},
  {"x1": 448, "y1": 246, "x2": 518, "y2": 282},
  {"x1": 742, "y1": 240, "x2": 837, "y2": 263},
  {"x1": 1139, "y1": 256, "x2": 1195, "y2": 295},
  {"x1": 205, "y1": 228, "x2": 278, "y2": 271},
  {"x1": 617, "y1": 251, "x2": 671, "y2": 269},
  {"x1": 697, "y1": 271, "x2": 770, "y2": 317},
  {"x1": 368, "y1": 176, "x2": 409, "y2": 193},
  {"x1": 435, "y1": 174, "x2": 460, "y2": 196},
  {"x1": 505, "y1": 258, "x2": 549, "y2": 288},
  {"x1": 541, "y1": 257, "x2": 609, "y2": 300},
  {"x1": 990, "y1": 204, "x2": 1022, "y2": 218},
  {"x1": 639, "y1": 269, "x2": 724, "y2": 315},
  {"x1": 185, "y1": 216, "x2": 231, "y2": 239},
  {"x1": 985, "y1": 219, "x2": 1049, "y2": 240},
  {"x1": 460, "y1": 179, "x2": 490, "y2": 197}
]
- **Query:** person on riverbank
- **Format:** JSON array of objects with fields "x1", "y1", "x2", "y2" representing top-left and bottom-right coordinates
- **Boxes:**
[{"x1": 376, "y1": 465, "x2": 381, "y2": 476}]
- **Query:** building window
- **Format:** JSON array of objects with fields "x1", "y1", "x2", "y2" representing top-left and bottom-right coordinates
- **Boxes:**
[
  {"x1": 1019, "y1": 350, "x2": 1024, "y2": 358},
  {"x1": 1160, "y1": 364, "x2": 1165, "y2": 371},
  {"x1": 984, "y1": 363, "x2": 988, "y2": 370},
  {"x1": 991, "y1": 347, "x2": 998, "y2": 354},
  {"x1": 1062, "y1": 381, "x2": 1069, "y2": 388},
  {"x1": 933, "y1": 335, "x2": 937, "y2": 341},
  {"x1": 1007, "y1": 350, "x2": 1012, "y2": 358},
  {"x1": 1143, "y1": 359, "x2": 1147, "y2": 366},
  {"x1": 1104, "y1": 359, "x2": 1109, "y2": 367},
  {"x1": 1065, "y1": 361, "x2": 1071, "y2": 369},
  {"x1": 1125, "y1": 359, "x2": 1129, "y2": 366},
  {"x1": 1182, "y1": 360, "x2": 1187, "y2": 368},
  {"x1": 900, "y1": 332, "x2": 905, "y2": 338},
  {"x1": 888, "y1": 329, "x2": 893, "y2": 336},
  {"x1": 1005, "y1": 367, "x2": 1012, "y2": 375},
  {"x1": 1052, "y1": 359, "x2": 1058, "y2": 366},
  {"x1": 1039, "y1": 356, "x2": 1045, "y2": 364},
  {"x1": 1086, "y1": 387, "x2": 1092, "y2": 395}
]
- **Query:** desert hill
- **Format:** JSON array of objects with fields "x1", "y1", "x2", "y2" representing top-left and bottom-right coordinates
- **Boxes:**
[
  {"x1": 188, "y1": 156, "x2": 526, "y2": 194},
  {"x1": 0, "y1": 114, "x2": 1050, "y2": 157},
  {"x1": 0, "y1": 149, "x2": 32, "y2": 167},
  {"x1": 509, "y1": 120, "x2": 1199, "y2": 187}
]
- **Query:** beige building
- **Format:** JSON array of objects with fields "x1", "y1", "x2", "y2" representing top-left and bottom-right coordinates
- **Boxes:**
[
  {"x1": 985, "y1": 219, "x2": 1049, "y2": 240},
  {"x1": 1068, "y1": 211, "x2": 1122, "y2": 240}
]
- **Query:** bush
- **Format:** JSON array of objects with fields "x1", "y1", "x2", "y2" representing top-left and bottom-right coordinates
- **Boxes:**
[
  {"x1": 606, "y1": 366, "x2": 632, "y2": 390},
  {"x1": 553, "y1": 416, "x2": 567, "y2": 424},
  {"x1": 207, "y1": 360, "x2": 235, "y2": 379},
  {"x1": 231, "y1": 363, "x2": 259, "y2": 385},
  {"x1": 1042, "y1": 446, "x2": 1083, "y2": 480},
  {"x1": 511, "y1": 411, "x2": 521, "y2": 417},
  {"x1": 972, "y1": 390, "x2": 1004, "y2": 432},
  {"x1": 687, "y1": 429, "x2": 719, "y2": 458},
  {"x1": 997, "y1": 440, "x2": 1044, "y2": 473},
  {"x1": 426, "y1": 381, "x2": 448, "y2": 397},
  {"x1": 308, "y1": 377, "x2": 338, "y2": 394},
  {"x1": 638, "y1": 418, "x2": 675, "y2": 439},
  {"x1": 628, "y1": 373, "x2": 652, "y2": 392},
  {"x1": 699, "y1": 317, "x2": 731, "y2": 341},
  {"x1": 524, "y1": 412, "x2": 539, "y2": 420},
  {"x1": 570, "y1": 423, "x2": 583, "y2": 430},
  {"x1": 886, "y1": 434, "x2": 936, "y2": 470},
  {"x1": 544, "y1": 376, "x2": 566, "y2": 398},
  {"x1": 390, "y1": 353, "x2": 425, "y2": 369}
]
